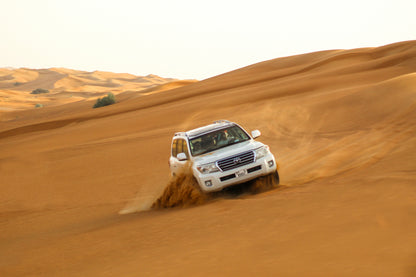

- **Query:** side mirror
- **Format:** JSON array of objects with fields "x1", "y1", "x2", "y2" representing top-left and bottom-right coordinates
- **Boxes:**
[
  {"x1": 251, "y1": 130, "x2": 261, "y2": 139},
  {"x1": 177, "y1": 152, "x2": 187, "y2": 161}
]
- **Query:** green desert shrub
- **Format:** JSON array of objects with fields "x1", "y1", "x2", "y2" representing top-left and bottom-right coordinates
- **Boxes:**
[
  {"x1": 93, "y1": 92, "x2": 116, "y2": 108},
  {"x1": 31, "y1": 88, "x2": 49, "y2": 94},
  {"x1": 35, "y1": 103, "x2": 43, "y2": 108}
]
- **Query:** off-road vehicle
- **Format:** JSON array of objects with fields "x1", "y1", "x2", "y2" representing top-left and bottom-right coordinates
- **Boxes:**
[{"x1": 169, "y1": 120, "x2": 279, "y2": 192}]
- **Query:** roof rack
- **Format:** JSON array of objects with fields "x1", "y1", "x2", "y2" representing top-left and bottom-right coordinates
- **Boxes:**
[
  {"x1": 174, "y1": 132, "x2": 187, "y2": 137},
  {"x1": 213, "y1": 120, "x2": 231, "y2": 124}
]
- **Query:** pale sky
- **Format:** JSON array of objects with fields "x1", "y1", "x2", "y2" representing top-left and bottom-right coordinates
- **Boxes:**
[{"x1": 1, "y1": 0, "x2": 415, "y2": 80}]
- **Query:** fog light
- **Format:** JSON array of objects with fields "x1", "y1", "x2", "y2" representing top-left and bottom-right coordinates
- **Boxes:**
[
  {"x1": 205, "y1": 180, "x2": 213, "y2": 187},
  {"x1": 268, "y1": 160, "x2": 274, "y2": 167}
]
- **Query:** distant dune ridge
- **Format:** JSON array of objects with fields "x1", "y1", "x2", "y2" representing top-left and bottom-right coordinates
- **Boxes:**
[
  {"x1": 1, "y1": 41, "x2": 416, "y2": 276},
  {"x1": 0, "y1": 67, "x2": 196, "y2": 111}
]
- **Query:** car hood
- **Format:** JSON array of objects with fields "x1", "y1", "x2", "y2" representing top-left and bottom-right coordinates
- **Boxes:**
[{"x1": 192, "y1": 140, "x2": 265, "y2": 165}]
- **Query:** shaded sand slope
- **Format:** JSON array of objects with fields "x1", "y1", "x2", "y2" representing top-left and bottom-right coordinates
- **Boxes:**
[{"x1": 0, "y1": 41, "x2": 415, "y2": 276}]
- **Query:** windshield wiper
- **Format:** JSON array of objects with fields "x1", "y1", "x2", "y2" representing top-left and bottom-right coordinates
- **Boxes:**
[
  {"x1": 226, "y1": 139, "x2": 248, "y2": 147},
  {"x1": 196, "y1": 140, "x2": 248, "y2": 155},
  {"x1": 195, "y1": 147, "x2": 217, "y2": 156}
]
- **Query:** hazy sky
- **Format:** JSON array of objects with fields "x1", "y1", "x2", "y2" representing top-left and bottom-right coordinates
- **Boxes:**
[{"x1": 1, "y1": 0, "x2": 415, "y2": 80}]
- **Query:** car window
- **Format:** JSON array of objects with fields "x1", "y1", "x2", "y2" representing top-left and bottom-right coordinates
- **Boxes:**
[
  {"x1": 172, "y1": 139, "x2": 177, "y2": 157},
  {"x1": 177, "y1": 139, "x2": 183, "y2": 155},
  {"x1": 172, "y1": 139, "x2": 190, "y2": 158},
  {"x1": 181, "y1": 139, "x2": 189, "y2": 158}
]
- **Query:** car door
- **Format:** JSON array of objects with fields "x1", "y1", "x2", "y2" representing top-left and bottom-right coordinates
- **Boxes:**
[{"x1": 169, "y1": 138, "x2": 190, "y2": 175}]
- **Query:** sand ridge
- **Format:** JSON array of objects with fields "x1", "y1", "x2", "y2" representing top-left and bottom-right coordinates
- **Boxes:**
[{"x1": 0, "y1": 40, "x2": 415, "y2": 276}]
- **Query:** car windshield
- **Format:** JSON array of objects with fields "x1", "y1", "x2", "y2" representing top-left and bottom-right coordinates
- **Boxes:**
[{"x1": 189, "y1": 125, "x2": 250, "y2": 156}]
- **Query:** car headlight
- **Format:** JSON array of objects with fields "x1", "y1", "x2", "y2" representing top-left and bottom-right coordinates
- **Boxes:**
[
  {"x1": 197, "y1": 162, "x2": 220, "y2": 174},
  {"x1": 255, "y1": 145, "x2": 270, "y2": 160}
]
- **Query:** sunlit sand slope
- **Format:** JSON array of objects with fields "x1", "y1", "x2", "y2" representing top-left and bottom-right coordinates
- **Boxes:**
[{"x1": 0, "y1": 41, "x2": 415, "y2": 276}]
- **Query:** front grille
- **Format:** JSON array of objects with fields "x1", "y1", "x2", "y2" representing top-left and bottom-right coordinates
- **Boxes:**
[{"x1": 217, "y1": 151, "x2": 255, "y2": 172}]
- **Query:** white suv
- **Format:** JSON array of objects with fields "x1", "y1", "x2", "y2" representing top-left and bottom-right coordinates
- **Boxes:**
[{"x1": 169, "y1": 120, "x2": 279, "y2": 192}]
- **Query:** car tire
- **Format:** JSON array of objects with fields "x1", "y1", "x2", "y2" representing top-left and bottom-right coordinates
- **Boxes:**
[
  {"x1": 263, "y1": 170, "x2": 279, "y2": 188},
  {"x1": 271, "y1": 170, "x2": 280, "y2": 185},
  {"x1": 250, "y1": 170, "x2": 279, "y2": 193}
]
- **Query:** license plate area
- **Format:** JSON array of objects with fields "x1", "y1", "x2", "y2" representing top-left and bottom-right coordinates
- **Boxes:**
[{"x1": 235, "y1": 169, "x2": 246, "y2": 178}]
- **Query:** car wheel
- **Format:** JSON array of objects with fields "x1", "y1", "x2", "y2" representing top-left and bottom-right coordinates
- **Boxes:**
[
  {"x1": 270, "y1": 170, "x2": 279, "y2": 185},
  {"x1": 250, "y1": 170, "x2": 279, "y2": 193}
]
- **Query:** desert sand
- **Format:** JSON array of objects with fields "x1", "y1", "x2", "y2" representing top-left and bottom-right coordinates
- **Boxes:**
[{"x1": 0, "y1": 40, "x2": 415, "y2": 276}]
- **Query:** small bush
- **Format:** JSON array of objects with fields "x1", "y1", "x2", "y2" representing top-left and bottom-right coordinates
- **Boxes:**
[
  {"x1": 93, "y1": 92, "x2": 116, "y2": 108},
  {"x1": 35, "y1": 103, "x2": 43, "y2": 108},
  {"x1": 14, "y1": 82, "x2": 23, "y2": 86},
  {"x1": 31, "y1": 88, "x2": 49, "y2": 94}
]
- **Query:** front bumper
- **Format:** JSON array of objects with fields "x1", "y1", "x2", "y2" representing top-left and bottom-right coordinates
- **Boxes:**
[{"x1": 193, "y1": 153, "x2": 277, "y2": 192}]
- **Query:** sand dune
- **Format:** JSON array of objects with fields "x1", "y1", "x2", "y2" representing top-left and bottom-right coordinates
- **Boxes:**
[
  {"x1": 0, "y1": 68, "x2": 194, "y2": 111},
  {"x1": 1, "y1": 41, "x2": 415, "y2": 276}
]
